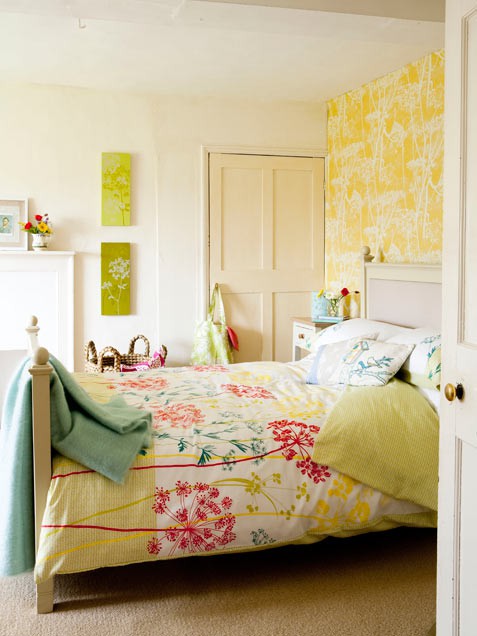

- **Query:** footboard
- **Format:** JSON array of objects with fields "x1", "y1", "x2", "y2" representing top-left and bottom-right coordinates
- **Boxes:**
[{"x1": 26, "y1": 317, "x2": 54, "y2": 613}]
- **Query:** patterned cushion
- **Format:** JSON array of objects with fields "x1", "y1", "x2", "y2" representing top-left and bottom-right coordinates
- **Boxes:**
[
  {"x1": 308, "y1": 338, "x2": 414, "y2": 387},
  {"x1": 426, "y1": 343, "x2": 441, "y2": 389},
  {"x1": 387, "y1": 328, "x2": 441, "y2": 389},
  {"x1": 306, "y1": 334, "x2": 378, "y2": 385}
]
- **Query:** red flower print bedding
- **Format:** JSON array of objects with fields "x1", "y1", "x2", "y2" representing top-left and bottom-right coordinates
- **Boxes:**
[{"x1": 34, "y1": 361, "x2": 436, "y2": 583}]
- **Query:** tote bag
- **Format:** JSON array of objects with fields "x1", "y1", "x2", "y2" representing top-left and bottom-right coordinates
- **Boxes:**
[{"x1": 191, "y1": 283, "x2": 234, "y2": 365}]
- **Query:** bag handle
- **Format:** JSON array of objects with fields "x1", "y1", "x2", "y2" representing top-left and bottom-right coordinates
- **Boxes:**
[
  {"x1": 84, "y1": 340, "x2": 98, "y2": 365},
  {"x1": 98, "y1": 346, "x2": 121, "y2": 373},
  {"x1": 128, "y1": 334, "x2": 150, "y2": 356},
  {"x1": 208, "y1": 283, "x2": 227, "y2": 325}
]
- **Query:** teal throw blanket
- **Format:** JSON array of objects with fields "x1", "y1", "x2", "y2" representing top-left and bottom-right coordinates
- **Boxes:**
[{"x1": 0, "y1": 355, "x2": 152, "y2": 576}]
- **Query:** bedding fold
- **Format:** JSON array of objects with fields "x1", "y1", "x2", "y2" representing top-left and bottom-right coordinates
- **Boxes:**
[
  {"x1": 0, "y1": 355, "x2": 152, "y2": 577},
  {"x1": 312, "y1": 378, "x2": 439, "y2": 511}
]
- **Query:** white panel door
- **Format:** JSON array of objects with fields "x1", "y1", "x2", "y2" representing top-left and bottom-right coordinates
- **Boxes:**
[
  {"x1": 209, "y1": 153, "x2": 325, "y2": 362},
  {"x1": 437, "y1": 2, "x2": 477, "y2": 634}
]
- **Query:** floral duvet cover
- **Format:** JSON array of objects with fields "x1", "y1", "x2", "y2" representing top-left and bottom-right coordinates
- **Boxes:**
[{"x1": 35, "y1": 361, "x2": 435, "y2": 583}]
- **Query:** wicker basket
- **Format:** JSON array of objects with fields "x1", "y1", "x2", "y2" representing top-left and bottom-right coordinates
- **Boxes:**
[{"x1": 84, "y1": 335, "x2": 165, "y2": 373}]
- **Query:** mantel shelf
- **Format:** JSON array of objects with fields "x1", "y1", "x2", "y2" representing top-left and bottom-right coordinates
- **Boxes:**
[{"x1": 0, "y1": 250, "x2": 75, "y2": 256}]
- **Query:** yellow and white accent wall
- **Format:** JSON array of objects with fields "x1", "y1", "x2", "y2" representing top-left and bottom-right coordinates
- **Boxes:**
[{"x1": 325, "y1": 50, "x2": 444, "y2": 291}]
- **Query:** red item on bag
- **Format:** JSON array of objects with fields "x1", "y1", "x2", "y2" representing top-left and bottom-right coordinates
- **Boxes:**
[{"x1": 226, "y1": 326, "x2": 239, "y2": 351}]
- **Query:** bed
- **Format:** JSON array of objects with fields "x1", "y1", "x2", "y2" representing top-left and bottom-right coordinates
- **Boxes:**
[{"x1": 1, "y1": 247, "x2": 442, "y2": 613}]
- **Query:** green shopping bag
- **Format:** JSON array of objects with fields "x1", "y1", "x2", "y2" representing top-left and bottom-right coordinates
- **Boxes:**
[{"x1": 191, "y1": 283, "x2": 234, "y2": 365}]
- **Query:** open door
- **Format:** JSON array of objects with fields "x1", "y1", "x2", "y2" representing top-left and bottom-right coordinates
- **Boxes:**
[{"x1": 437, "y1": 1, "x2": 477, "y2": 633}]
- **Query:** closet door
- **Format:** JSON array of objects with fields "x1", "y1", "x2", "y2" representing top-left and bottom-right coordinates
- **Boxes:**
[{"x1": 209, "y1": 153, "x2": 324, "y2": 362}]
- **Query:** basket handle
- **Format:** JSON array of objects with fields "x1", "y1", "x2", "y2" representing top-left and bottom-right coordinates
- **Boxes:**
[
  {"x1": 128, "y1": 334, "x2": 150, "y2": 357},
  {"x1": 98, "y1": 346, "x2": 121, "y2": 373},
  {"x1": 84, "y1": 341, "x2": 98, "y2": 365}
]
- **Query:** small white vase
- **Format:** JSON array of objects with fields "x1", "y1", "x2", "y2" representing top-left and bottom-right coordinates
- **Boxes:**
[{"x1": 32, "y1": 234, "x2": 50, "y2": 251}]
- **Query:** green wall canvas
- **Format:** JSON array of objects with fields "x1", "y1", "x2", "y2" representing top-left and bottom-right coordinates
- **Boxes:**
[
  {"x1": 102, "y1": 152, "x2": 131, "y2": 226},
  {"x1": 101, "y1": 242, "x2": 131, "y2": 315}
]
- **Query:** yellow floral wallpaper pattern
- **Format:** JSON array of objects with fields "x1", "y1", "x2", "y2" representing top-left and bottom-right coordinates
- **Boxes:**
[{"x1": 325, "y1": 50, "x2": 444, "y2": 291}]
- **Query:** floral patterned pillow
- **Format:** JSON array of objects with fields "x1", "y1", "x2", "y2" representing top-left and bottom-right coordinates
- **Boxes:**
[
  {"x1": 328, "y1": 340, "x2": 415, "y2": 387},
  {"x1": 426, "y1": 343, "x2": 441, "y2": 389},
  {"x1": 307, "y1": 338, "x2": 414, "y2": 387},
  {"x1": 387, "y1": 329, "x2": 441, "y2": 389},
  {"x1": 306, "y1": 334, "x2": 378, "y2": 385}
]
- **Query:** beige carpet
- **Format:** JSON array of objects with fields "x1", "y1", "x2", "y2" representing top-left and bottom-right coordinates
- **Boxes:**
[{"x1": 0, "y1": 528, "x2": 436, "y2": 636}]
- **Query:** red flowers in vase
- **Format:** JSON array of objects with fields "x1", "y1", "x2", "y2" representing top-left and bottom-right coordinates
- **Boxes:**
[{"x1": 325, "y1": 287, "x2": 350, "y2": 317}]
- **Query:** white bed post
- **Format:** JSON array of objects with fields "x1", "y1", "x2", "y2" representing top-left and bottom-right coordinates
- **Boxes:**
[
  {"x1": 360, "y1": 246, "x2": 374, "y2": 318},
  {"x1": 27, "y1": 317, "x2": 54, "y2": 614}
]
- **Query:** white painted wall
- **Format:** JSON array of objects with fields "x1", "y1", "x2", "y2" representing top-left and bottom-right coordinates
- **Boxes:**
[{"x1": 0, "y1": 84, "x2": 327, "y2": 369}]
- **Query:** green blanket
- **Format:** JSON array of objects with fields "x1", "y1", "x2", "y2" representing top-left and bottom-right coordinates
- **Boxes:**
[
  {"x1": 0, "y1": 355, "x2": 152, "y2": 577},
  {"x1": 312, "y1": 379, "x2": 439, "y2": 511},
  {"x1": 48, "y1": 355, "x2": 152, "y2": 482}
]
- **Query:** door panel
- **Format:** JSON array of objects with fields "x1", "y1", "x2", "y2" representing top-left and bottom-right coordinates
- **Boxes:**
[
  {"x1": 459, "y1": 442, "x2": 477, "y2": 635},
  {"x1": 274, "y1": 168, "x2": 314, "y2": 270},
  {"x1": 463, "y1": 11, "x2": 477, "y2": 348},
  {"x1": 209, "y1": 153, "x2": 324, "y2": 363},
  {"x1": 221, "y1": 167, "x2": 263, "y2": 271},
  {"x1": 438, "y1": 1, "x2": 477, "y2": 634},
  {"x1": 456, "y1": 5, "x2": 477, "y2": 450}
]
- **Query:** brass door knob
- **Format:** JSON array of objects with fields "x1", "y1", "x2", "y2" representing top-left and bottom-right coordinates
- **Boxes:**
[{"x1": 444, "y1": 383, "x2": 464, "y2": 402}]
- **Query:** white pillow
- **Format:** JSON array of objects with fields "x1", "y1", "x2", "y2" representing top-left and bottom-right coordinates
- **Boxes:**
[
  {"x1": 326, "y1": 339, "x2": 415, "y2": 387},
  {"x1": 386, "y1": 327, "x2": 441, "y2": 389},
  {"x1": 306, "y1": 334, "x2": 378, "y2": 385},
  {"x1": 309, "y1": 318, "x2": 413, "y2": 353}
]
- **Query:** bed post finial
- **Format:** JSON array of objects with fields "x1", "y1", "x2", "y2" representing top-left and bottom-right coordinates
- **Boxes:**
[
  {"x1": 360, "y1": 246, "x2": 373, "y2": 263},
  {"x1": 360, "y1": 246, "x2": 374, "y2": 319},
  {"x1": 26, "y1": 316, "x2": 41, "y2": 355},
  {"x1": 33, "y1": 346, "x2": 50, "y2": 366}
]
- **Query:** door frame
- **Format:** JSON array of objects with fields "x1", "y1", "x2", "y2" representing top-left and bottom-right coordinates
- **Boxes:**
[{"x1": 198, "y1": 144, "x2": 327, "y2": 321}]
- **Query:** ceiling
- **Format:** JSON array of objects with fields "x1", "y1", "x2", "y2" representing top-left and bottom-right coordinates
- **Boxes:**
[{"x1": 0, "y1": 0, "x2": 445, "y2": 102}]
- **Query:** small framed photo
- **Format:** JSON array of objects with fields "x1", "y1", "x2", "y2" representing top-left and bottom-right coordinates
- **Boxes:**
[{"x1": 0, "y1": 198, "x2": 28, "y2": 250}]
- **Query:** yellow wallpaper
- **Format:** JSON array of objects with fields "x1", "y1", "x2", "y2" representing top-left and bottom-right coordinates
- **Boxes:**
[{"x1": 325, "y1": 50, "x2": 444, "y2": 291}]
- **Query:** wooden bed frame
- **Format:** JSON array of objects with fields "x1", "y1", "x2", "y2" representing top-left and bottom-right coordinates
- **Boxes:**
[
  {"x1": 26, "y1": 320, "x2": 54, "y2": 613},
  {"x1": 26, "y1": 247, "x2": 442, "y2": 613}
]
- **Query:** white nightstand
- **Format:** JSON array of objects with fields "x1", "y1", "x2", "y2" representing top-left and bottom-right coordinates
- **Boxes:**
[{"x1": 291, "y1": 317, "x2": 334, "y2": 361}]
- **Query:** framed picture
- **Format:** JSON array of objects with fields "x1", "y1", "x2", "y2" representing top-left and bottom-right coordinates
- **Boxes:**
[
  {"x1": 101, "y1": 242, "x2": 131, "y2": 315},
  {"x1": 0, "y1": 198, "x2": 28, "y2": 250},
  {"x1": 101, "y1": 152, "x2": 131, "y2": 226}
]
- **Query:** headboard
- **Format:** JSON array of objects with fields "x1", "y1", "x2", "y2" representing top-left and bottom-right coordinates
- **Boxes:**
[{"x1": 360, "y1": 246, "x2": 442, "y2": 329}]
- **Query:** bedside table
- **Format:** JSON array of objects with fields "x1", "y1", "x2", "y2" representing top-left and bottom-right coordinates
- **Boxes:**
[{"x1": 291, "y1": 317, "x2": 336, "y2": 361}]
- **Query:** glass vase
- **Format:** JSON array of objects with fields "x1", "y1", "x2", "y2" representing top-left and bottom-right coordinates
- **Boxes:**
[{"x1": 327, "y1": 299, "x2": 340, "y2": 317}]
